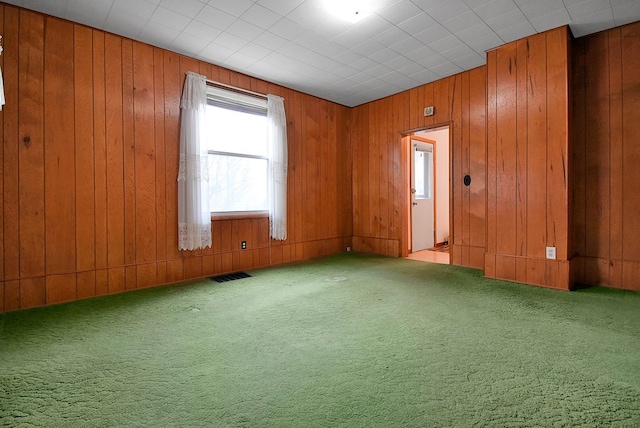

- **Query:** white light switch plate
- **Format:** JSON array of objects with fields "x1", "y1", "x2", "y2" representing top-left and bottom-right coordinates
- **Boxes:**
[{"x1": 546, "y1": 246, "x2": 556, "y2": 260}]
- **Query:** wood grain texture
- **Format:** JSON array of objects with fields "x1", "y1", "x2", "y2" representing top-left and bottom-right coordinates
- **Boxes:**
[
  {"x1": 352, "y1": 67, "x2": 486, "y2": 266},
  {"x1": 18, "y1": 10, "x2": 45, "y2": 278},
  {"x1": 571, "y1": 21, "x2": 640, "y2": 289},
  {"x1": 486, "y1": 27, "x2": 572, "y2": 289},
  {"x1": 44, "y1": 17, "x2": 76, "y2": 275},
  {"x1": 0, "y1": 4, "x2": 353, "y2": 311},
  {"x1": 4, "y1": 7, "x2": 20, "y2": 281}
]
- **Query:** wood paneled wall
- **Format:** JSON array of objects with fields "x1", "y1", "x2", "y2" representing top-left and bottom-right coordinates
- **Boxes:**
[
  {"x1": 572, "y1": 21, "x2": 640, "y2": 290},
  {"x1": 0, "y1": 5, "x2": 352, "y2": 312},
  {"x1": 350, "y1": 67, "x2": 486, "y2": 269},
  {"x1": 485, "y1": 27, "x2": 572, "y2": 290}
]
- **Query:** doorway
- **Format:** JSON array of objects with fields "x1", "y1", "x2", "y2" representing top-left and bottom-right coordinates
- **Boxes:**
[{"x1": 406, "y1": 126, "x2": 450, "y2": 264}]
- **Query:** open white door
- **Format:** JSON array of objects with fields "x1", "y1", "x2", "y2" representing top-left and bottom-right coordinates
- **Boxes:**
[{"x1": 411, "y1": 140, "x2": 434, "y2": 251}]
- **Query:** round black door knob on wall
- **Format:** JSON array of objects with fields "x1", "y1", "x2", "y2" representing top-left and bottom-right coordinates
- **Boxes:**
[{"x1": 464, "y1": 175, "x2": 471, "y2": 186}]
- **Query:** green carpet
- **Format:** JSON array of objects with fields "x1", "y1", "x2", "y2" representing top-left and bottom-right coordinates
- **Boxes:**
[{"x1": 1, "y1": 253, "x2": 639, "y2": 427}]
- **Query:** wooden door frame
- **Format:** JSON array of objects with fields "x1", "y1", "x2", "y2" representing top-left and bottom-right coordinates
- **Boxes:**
[
  {"x1": 409, "y1": 136, "x2": 437, "y2": 253},
  {"x1": 400, "y1": 122, "x2": 453, "y2": 258}
]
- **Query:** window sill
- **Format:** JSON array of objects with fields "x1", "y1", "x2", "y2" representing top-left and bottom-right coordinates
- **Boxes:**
[{"x1": 211, "y1": 211, "x2": 269, "y2": 221}]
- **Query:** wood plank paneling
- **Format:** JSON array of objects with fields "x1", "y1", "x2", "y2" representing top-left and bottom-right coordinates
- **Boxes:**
[
  {"x1": 0, "y1": 4, "x2": 353, "y2": 311},
  {"x1": 571, "y1": 21, "x2": 640, "y2": 290},
  {"x1": 621, "y1": 23, "x2": 640, "y2": 262},
  {"x1": 4, "y1": 7, "x2": 20, "y2": 281},
  {"x1": 94, "y1": 31, "x2": 108, "y2": 270},
  {"x1": 44, "y1": 17, "x2": 76, "y2": 275},
  {"x1": 74, "y1": 24, "x2": 96, "y2": 272},
  {"x1": 486, "y1": 27, "x2": 572, "y2": 290},
  {"x1": 18, "y1": 10, "x2": 45, "y2": 278},
  {"x1": 352, "y1": 66, "x2": 486, "y2": 267}
]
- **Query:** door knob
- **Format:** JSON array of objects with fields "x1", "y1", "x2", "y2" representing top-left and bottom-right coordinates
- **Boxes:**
[{"x1": 412, "y1": 202, "x2": 418, "y2": 206}]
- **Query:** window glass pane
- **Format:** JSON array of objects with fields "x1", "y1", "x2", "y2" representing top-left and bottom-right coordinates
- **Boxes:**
[
  {"x1": 415, "y1": 150, "x2": 425, "y2": 198},
  {"x1": 205, "y1": 105, "x2": 268, "y2": 157},
  {"x1": 208, "y1": 154, "x2": 268, "y2": 212}
]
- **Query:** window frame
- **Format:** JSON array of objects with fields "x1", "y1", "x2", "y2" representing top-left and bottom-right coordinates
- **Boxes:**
[{"x1": 205, "y1": 86, "x2": 270, "y2": 218}]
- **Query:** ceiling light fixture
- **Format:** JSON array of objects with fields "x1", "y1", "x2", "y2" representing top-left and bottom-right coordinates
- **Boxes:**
[{"x1": 324, "y1": 0, "x2": 380, "y2": 24}]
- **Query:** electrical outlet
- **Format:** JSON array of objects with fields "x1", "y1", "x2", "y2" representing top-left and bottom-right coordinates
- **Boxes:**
[
  {"x1": 546, "y1": 246, "x2": 556, "y2": 260},
  {"x1": 346, "y1": 246, "x2": 351, "y2": 252},
  {"x1": 241, "y1": 241, "x2": 247, "y2": 250}
]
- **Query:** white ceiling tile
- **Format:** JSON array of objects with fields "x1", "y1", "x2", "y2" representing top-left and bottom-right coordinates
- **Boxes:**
[
  {"x1": 613, "y1": 1, "x2": 640, "y2": 26},
  {"x1": 149, "y1": 7, "x2": 190, "y2": 32},
  {"x1": 430, "y1": 61, "x2": 463, "y2": 76},
  {"x1": 428, "y1": 34, "x2": 463, "y2": 52},
  {"x1": 284, "y1": 0, "x2": 326, "y2": 27},
  {"x1": 312, "y1": 17, "x2": 352, "y2": 39},
  {"x1": 403, "y1": 45, "x2": 439, "y2": 65},
  {"x1": 159, "y1": 0, "x2": 204, "y2": 18},
  {"x1": 352, "y1": 39, "x2": 387, "y2": 56},
  {"x1": 442, "y1": 11, "x2": 483, "y2": 33},
  {"x1": 464, "y1": 31, "x2": 504, "y2": 53},
  {"x1": 257, "y1": 0, "x2": 305, "y2": 17},
  {"x1": 472, "y1": 0, "x2": 518, "y2": 21},
  {"x1": 268, "y1": 18, "x2": 306, "y2": 40},
  {"x1": 384, "y1": 54, "x2": 418, "y2": 69},
  {"x1": 104, "y1": 8, "x2": 148, "y2": 38},
  {"x1": 426, "y1": 0, "x2": 471, "y2": 22},
  {"x1": 11, "y1": 0, "x2": 640, "y2": 107},
  {"x1": 66, "y1": 0, "x2": 112, "y2": 29},
  {"x1": 566, "y1": 0, "x2": 611, "y2": 19},
  {"x1": 485, "y1": 8, "x2": 528, "y2": 32},
  {"x1": 225, "y1": 19, "x2": 264, "y2": 41},
  {"x1": 529, "y1": 9, "x2": 571, "y2": 32},
  {"x1": 205, "y1": 0, "x2": 253, "y2": 17},
  {"x1": 195, "y1": 6, "x2": 236, "y2": 30},
  {"x1": 413, "y1": 23, "x2": 451, "y2": 45},
  {"x1": 212, "y1": 31, "x2": 249, "y2": 51},
  {"x1": 351, "y1": 57, "x2": 380, "y2": 72},
  {"x1": 199, "y1": 41, "x2": 237, "y2": 62},
  {"x1": 375, "y1": 27, "x2": 413, "y2": 47},
  {"x1": 496, "y1": 20, "x2": 536, "y2": 43},
  {"x1": 516, "y1": 0, "x2": 565, "y2": 19},
  {"x1": 139, "y1": 20, "x2": 180, "y2": 46},
  {"x1": 367, "y1": 64, "x2": 394, "y2": 78},
  {"x1": 295, "y1": 30, "x2": 328, "y2": 50},
  {"x1": 24, "y1": 0, "x2": 67, "y2": 16},
  {"x1": 378, "y1": 1, "x2": 424, "y2": 25},
  {"x1": 314, "y1": 41, "x2": 350, "y2": 59},
  {"x1": 332, "y1": 66, "x2": 359, "y2": 79},
  {"x1": 408, "y1": 68, "x2": 442, "y2": 83},
  {"x1": 350, "y1": 14, "x2": 396, "y2": 39},
  {"x1": 369, "y1": 47, "x2": 403, "y2": 64},
  {"x1": 171, "y1": 32, "x2": 209, "y2": 54},
  {"x1": 238, "y1": 43, "x2": 273, "y2": 60},
  {"x1": 451, "y1": 52, "x2": 485, "y2": 69},
  {"x1": 183, "y1": 20, "x2": 222, "y2": 41},
  {"x1": 252, "y1": 31, "x2": 289, "y2": 51},
  {"x1": 398, "y1": 12, "x2": 439, "y2": 35},
  {"x1": 112, "y1": 0, "x2": 156, "y2": 19},
  {"x1": 441, "y1": 43, "x2": 476, "y2": 61},
  {"x1": 241, "y1": 4, "x2": 282, "y2": 29},
  {"x1": 397, "y1": 61, "x2": 428, "y2": 77},
  {"x1": 389, "y1": 36, "x2": 427, "y2": 55},
  {"x1": 462, "y1": 0, "x2": 495, "y2": 9},
  {"x1": 223, "y1": 52, "x2": 258, "y2": 69}
]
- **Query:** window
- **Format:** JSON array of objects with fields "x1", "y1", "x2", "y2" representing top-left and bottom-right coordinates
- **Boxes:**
[
  {"x1": 414, "y1": 148, "x2": 432, "y2": 200},
  {"x1": 205, "y1": 86, "x2": 269, "y2": 214}
]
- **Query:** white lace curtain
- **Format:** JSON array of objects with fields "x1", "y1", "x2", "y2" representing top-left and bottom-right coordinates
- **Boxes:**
[
  {"x1": 267, "y1": 94, "x2": 288, "y2": 241},
  {"x1": 177, "y1": 71, "x2": 211, "y2": 250}
]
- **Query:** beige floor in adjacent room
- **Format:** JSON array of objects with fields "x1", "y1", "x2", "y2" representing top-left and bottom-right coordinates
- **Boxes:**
[{"x1": 406, "y1": 249, "x2": 450, "y2": 265}]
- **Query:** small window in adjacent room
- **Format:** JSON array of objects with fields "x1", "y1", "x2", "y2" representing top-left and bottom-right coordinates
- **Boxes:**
[{"x1": 205, "y1": 86, "x2": 269, "y2": 214}]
